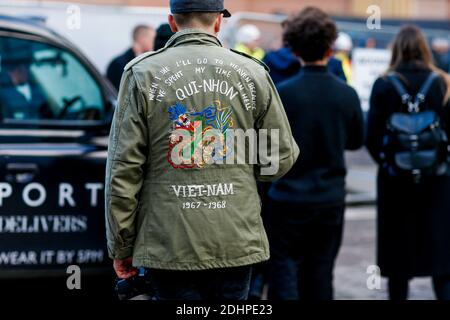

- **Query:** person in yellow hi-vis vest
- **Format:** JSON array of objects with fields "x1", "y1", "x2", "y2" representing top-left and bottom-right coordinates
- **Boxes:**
[
  {"x1": 234, "y1": 24, "x2": 265, "y2": 61},
  {"x1": 334, "y1": 32, "x2": 353, "y2": 84}
]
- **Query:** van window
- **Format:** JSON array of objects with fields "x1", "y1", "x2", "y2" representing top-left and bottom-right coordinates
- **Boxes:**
[{"x1": 0, "y1": 36, "x2": 104, "y2": 121}]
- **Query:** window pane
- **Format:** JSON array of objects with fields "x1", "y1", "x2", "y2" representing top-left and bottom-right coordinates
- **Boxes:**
[{"x1": 0, "y1": 36, "x2": 104, "y2": 121}]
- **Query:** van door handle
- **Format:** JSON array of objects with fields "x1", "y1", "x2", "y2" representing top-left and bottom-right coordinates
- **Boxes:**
[{"x1": 5, "y1": 163, "x2": 39, "y2": 183}]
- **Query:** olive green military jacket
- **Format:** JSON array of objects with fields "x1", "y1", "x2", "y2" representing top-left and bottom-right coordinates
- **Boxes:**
[{"x1": 105, "y1": 29, "x2": 299, "y2": 270}]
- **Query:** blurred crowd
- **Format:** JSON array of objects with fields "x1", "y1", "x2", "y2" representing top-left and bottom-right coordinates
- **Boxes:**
[{"x1": 106, "y1": 18, "x2": 450, "y2": 92}]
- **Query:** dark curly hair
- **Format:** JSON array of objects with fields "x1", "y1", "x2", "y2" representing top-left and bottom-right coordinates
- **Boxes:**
[{"x1": 283, "y1": 7, "x2": 337, "y2": 62}]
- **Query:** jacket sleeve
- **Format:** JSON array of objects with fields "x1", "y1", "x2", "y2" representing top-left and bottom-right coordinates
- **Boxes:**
[
  {"x1": 254, "y1": 73, "x2": 300, "y2": 182},
  {"x1": 346, "y1": 87, "x2": 365, "y2": 150},
  {"x1": 105, "y1": 69, "x2": 148, "y2": 260}
]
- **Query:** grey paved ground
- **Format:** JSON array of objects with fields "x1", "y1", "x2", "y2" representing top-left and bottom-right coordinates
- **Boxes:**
[
  {"x1": 335, "y1": 206, "x2": 436, "y2": 300},
  {"x1": 345, "y1": 149, "x2": 377, "y2": 205}
]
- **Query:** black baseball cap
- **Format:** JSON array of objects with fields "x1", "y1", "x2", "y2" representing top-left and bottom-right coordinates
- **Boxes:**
[{"x1": 170, "y1": 0, "x2": 231, "y2": 18}]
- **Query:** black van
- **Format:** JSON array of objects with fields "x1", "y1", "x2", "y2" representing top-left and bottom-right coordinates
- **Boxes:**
[{"x1": 0, "y1": 15, "x2": 116, "y2": 283}]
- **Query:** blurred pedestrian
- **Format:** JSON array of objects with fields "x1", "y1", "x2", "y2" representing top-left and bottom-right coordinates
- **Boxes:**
[
  {"x1": 248, "y1": 8, "x2": 347, "y2": 300},
  {"x1": 367, "y1": 25, "x2": 450, "y2": 300},
  {"x1": 263, "y1": 45, "x2": 346, "y2": 84},
  {"x1": 334, "y1": 32, "x2": 353, "y2": 84},
  {"x1": 0, "y1": 41, "x2": 50, "y2": 119},
  {"x1": 105, "y1": 0, "x2": 299, "y2": 301},
  {"x1": 266, "y1": 7, "x2": 364, "y2": 300},
  {"x1": 234, "y1": 24, "x2": 265, "y2": 60},
  {"x1": 431, "y1": 37, "x2": 450, "y2": 73},
  {"x1": 262, "y1": 8, "x2": 345, "y2": 85},
  {"x1": 154, "y1": 23, "x2": 175, "y2": 51},
  {"x1": 106, "y1": 25, "x2": 155, "y2": 90},
  {"x1": 263, "y1": 46, "x2": 346, "y2": 85},
  {"x1": 365, "y1": 37, "x2": 377, "y2": 49}
]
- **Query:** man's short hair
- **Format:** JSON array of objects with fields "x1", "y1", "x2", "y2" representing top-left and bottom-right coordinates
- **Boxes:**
[
  {"x1": 133, "y1": 25, "x2": 154, "y2": 41},
  {"x1": 172, "y1": 12, "x2": 220, "y2": 28},
  {"x1": 283, "y1": 7, "x2": 337, "y2": 62}
]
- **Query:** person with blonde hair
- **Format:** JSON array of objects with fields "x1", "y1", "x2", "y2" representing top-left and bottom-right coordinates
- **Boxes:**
[{"x1": 367, "y1": 25, "x2": 450, "y2": 300}]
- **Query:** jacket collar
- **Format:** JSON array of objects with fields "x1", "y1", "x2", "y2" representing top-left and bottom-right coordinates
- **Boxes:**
[{"x1": 165, "y1": 29, "x2": 223, "y2": 48}]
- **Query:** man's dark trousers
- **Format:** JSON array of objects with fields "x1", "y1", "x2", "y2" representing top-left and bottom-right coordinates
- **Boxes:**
[
  {"x1": 267, "y1": 201, "x2": 345, "y2": 300},
  {"x1": 148, "y1": 266, "x2": 252, "y2": 301}
]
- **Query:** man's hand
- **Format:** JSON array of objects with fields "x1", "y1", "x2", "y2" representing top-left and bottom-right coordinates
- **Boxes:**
[{"x1": 113, "y1": 258, "x2": 138, "y2": 279}]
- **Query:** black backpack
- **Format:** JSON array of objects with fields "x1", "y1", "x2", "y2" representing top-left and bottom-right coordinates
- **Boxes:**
[{"x1": 382, "y1": 72, "x2": 449, "y2": 183}]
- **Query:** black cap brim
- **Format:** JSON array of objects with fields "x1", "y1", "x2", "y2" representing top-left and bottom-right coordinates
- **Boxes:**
[{"x1": 222, "y1": 9, "x2": 231, "y2": 18}]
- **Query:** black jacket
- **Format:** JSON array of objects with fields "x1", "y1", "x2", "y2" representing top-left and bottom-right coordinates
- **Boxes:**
[
  {"x1": 366, "y1": 61, "x2": 450, "y2": 277},
  {"x1": 269, "y1": 65, "x2": 364, "y2": 205},
  {"x1": 106, "y1": 48, "x2": 136, "y2": 91}
]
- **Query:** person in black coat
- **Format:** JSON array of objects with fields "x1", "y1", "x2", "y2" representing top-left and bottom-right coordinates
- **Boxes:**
[
  {"x1": 106, "y1": 25, "x2": 155, "y2": 90},
  {"x1": 266, "y1": 7, "x2": 364, "y2": 300},
  {"x1": 366, "y1": 25, "x2": 450, "y2": 300},
  {"x1": 248, "y1": 9, "x2": 348, "y2": 301}
]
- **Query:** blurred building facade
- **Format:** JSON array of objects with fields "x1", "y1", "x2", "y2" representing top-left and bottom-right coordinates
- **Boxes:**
[{"x1": 43, "y1": 0, "x2": 450, "y2": 19}]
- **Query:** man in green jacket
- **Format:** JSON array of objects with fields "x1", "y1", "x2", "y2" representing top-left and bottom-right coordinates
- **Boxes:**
[{"x1": 105, "y1": 0, "x2": 299, "y2": 300}]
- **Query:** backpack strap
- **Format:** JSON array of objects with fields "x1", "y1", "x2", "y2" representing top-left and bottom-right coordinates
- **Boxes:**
[
  {"x1": 387, "y1": 72, "x2": 411, "y2": 105},
  {"x1": 388, "y1": 71, "x2": 439, "y2": 113},
  {"x1": 415, "y1": 72, "x2": 439, "y2": 105}
]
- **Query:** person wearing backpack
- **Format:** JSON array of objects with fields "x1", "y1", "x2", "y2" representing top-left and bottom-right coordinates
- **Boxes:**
[{"x1": 367, "y1": 25, "x2": 450, "y2": 300}]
